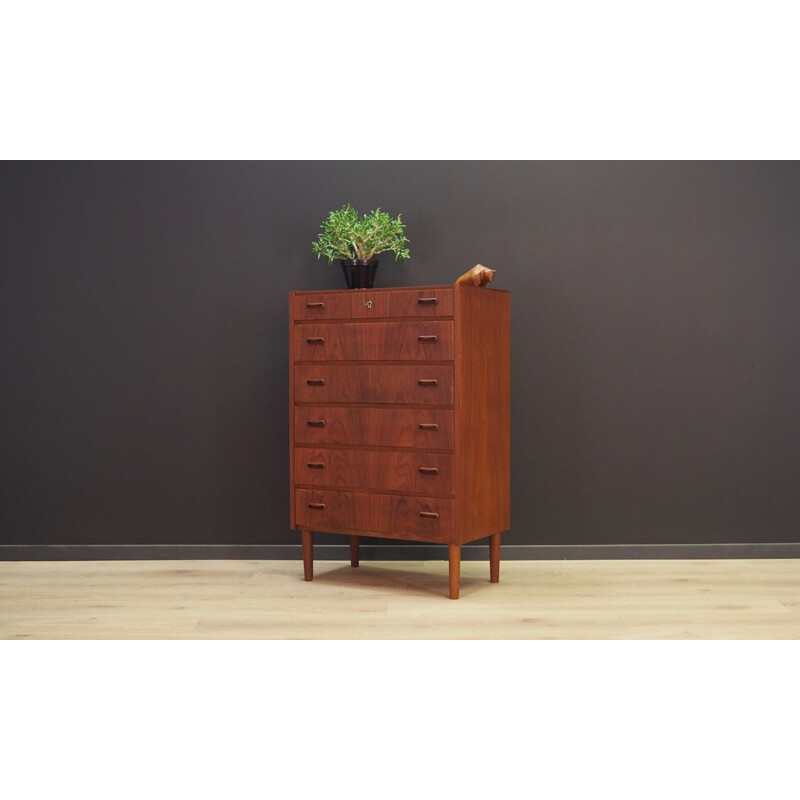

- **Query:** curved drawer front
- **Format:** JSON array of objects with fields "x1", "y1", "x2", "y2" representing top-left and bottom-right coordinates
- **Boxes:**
[
  {"x1": 295, "y1": 448, "x2": 454, "y2": 495},
  {"x1": 293, "y1": 288, "x2": 453, "y2": 321},
  {"x1": 294, "y1": 320, "x2": 454, "y2": 361},
  {"x1": 294, "y1": 407, "x2": 454, "y2": 449},
  {"x1": 296, "y1": 489, "x2": 453, "y2": 541},
  {"x1": 295, "y1": 365, "x2": 453, "y2": 404}
]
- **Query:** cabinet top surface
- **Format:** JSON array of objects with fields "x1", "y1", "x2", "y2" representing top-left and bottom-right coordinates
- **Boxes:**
[{"x1": 291, "y1": 284, "x2": 508, "y2": 296}]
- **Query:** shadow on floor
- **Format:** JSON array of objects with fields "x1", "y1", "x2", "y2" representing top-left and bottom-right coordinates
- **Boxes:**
[{"x1": 307, "y1": 563, "x2": 486, "y2": 599}]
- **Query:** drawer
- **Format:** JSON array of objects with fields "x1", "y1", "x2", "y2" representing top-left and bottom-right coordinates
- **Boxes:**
[
  {"x1": 295, "y1": 448, "x2": 454, "y2": 495},
  {"x1": 294, "y1": 365, "x2": 453, "y2": 405},
  {"x1": 295, "y1": 489, "x2": 453, "y2": 541},
  {"x1": 293, "y1": 287, "x2": 453, "y2": 320},
  {"x1": 294, "y1": 320, "x2": 454, "y2": 361},
  {"x1": 294, "y1": 407, "x2": 454, "y2": 449}
]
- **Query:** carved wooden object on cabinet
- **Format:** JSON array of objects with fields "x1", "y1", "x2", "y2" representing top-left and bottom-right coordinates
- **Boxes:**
[{"x1": 289, "y1": 284, "x2": 510, "y2": 599}]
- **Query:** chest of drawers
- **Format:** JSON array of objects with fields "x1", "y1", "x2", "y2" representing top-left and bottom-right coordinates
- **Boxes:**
[{"x1": 289, "y1": 284, "x2": 510, "y2": 599}]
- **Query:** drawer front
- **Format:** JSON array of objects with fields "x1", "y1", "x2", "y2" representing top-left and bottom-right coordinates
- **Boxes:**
[
  {"x1": 296, "y1": 489, "x2": 453, "y2": 541},
  {"x1": 294, "y1": 407, "x2": 454, "y2": 449},
  {"x1": 295, "y1": 448, "x2": 454, "y2": 495},
  {"x1": 295, "y1": 365, "x2": 453, "y2": 404},
  {"x1": 294, "y1": 320, "x2": 454, "y2": 362},
  {"x1": 293, "y1": 288, "x2": 453, "y2": 321}
]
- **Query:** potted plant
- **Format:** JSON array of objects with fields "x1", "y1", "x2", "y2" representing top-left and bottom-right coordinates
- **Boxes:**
[{"x1": 311, "y1": 204, "x2": 410, "y2": 289}]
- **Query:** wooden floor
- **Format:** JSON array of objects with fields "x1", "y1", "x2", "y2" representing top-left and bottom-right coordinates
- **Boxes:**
[{"x1": 1, "y1": 558, "x2": 799, "y2": 639}]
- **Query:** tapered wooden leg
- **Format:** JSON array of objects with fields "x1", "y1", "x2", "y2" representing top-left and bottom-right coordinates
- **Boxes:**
[
  {"x1": 301, "y1": 530, "x2": 313, "y2": 581},
  {"x1": 448, "y1": 544, "x2": 461, "y2": 599},
  {"x1": 349, "y1": 535, "x2": 359, "y2": 568},
  {"x1": 489, "y1": 532, "x2": 501, "y2": 583}
]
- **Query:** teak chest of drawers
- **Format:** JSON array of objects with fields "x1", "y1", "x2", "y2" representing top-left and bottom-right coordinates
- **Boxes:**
[{"x1": 289, "y1": 284, "x2": 510, "y2": 599}]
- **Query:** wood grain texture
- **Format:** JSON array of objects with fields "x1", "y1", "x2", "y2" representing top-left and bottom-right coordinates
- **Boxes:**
[
  {"x1": 295, "y1": 489, "x2": 453, "y2": 541},
  {"x1": 454, "y1": 285, "x2": 510, "y2": 544},
  {"x1": 289, "y1": 293, "x2": 297, "y2": 529},
  {"x1": 294, "y1": 364, "x2": 454, "y2": 405},
  {"x1": 3, "y1": 559, "x2": 799, "y2": 638},
  {"x1": 293, "y1": 287, "x2": 453, "y2": 320},
  {"x1": 294, "y1": 321, "x2": 454, "y2": 361},
  {"x1": 294, "y1": 407, "x2": 455, "y2": 449},
  {"x1": 294, "y1": 447, "x2": 454, "y2": 495},
  {"x1": 289, "y1": 285, "x2": 509, "y2": 597}
]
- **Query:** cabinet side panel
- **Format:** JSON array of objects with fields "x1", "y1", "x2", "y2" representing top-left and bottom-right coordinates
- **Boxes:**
[
  {"x1": 454, "y1": 286, "x2": 510, "y2": 544},
  {"x1": 289, "y1": 292, "x2": 296, "y2": 530}
]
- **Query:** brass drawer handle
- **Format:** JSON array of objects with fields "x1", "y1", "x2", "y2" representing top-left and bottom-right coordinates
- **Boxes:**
[
  {"x1": 418, "y1": 423, "x2": 438, "y2": 431},
  {"x1": 307, "y1": 419, "x2": 326, "y2": 428},
  {"x1": 308, "y1": 502, "x2": 326, "y2": 510},
  {"x1": 418, "y1": 467, "x2": 439, "y2": 475},
  {"x1": 418, "y1": 297, "x2": 438, "y2": 306},
  {"x1": 306, "y1": 302, "x2": 325, "y2": 310},
  {"x1": 306, "y1": 337, "x2": 325, "y2": 345},
  {"x1": 419, "y1": 511, "x2": 439, "y2": 520},
  {"x1": 306, "y1": 378, "x2": 325, "y2": 386},
  {"x1": 306, "y1": 462, "x2": 325, "y2": 469},
  {"x1": 417, "y1": 379, "x2": 438, "y2": 387},
  {"x1": 418, "y1": 335, "x2": 438, "y2": 343}
]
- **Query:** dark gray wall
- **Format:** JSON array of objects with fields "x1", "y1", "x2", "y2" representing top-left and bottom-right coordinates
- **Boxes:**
[{"x1": 1, "y1": 161, "x2": 798, "y2": 547}]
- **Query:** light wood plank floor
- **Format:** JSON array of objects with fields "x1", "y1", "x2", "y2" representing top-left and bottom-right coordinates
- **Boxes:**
[{"x1": 1, "y1": 558, "x2": 799, "y2": 639}]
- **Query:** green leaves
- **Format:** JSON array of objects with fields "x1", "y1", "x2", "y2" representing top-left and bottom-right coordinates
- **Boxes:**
[{"x1": 311, "y1": 204, "x2": 411, "y2": 266}]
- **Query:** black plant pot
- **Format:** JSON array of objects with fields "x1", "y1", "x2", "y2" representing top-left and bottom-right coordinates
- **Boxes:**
[{"x1": 341, "y1": 259, "x2": 378, "y2": 289}]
